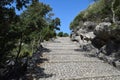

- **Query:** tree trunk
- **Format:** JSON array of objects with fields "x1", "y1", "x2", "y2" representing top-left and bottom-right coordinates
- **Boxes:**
[
  {"x1": 111, "y1": 0, "x2": 116, "y2": 23},
  {"x1": 15, "y1": 33, "x2": 23, "y2": 63}
]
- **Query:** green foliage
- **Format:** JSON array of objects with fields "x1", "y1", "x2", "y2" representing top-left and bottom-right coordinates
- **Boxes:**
[
  {"x1": 70, "y1": 11, "x2": 85, "y2": 30},
  {"x1": 63, "y1": 33, "x2": 69, "y2": 37},
  {"x1": 114, "y1": 0, "x2": 120, "y2": 17},
  {"x1": 57, "y1": 32, "x2": 63, "y2": 37},
  {"x1": 16, "y1": 2, "x2": 61, "y2": 58},
  {"x1": 70, "y1": 0, "x2": 115, "y2": 30},
  {"x1": 57, "y1": 32, "x2": 69, "y2": 37},
  {"x1": 0, "y1": 0, "x2": 30, "y2": 66},
  {"x1": 0, "y1": 1, "x2": 61, "y2": 77},
  {"x1": 49, "y1": 17, "x2": 61, "y2": 31}
]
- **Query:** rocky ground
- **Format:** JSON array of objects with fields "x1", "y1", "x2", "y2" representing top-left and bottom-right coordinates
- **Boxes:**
[{"x1": 37, "y1": 37, "x2": 120, "y2": 80}]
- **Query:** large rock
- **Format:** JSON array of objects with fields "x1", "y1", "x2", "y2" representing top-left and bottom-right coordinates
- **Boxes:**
[
  {"x1": 95, "y1": 22, "x2": 111, "y2": 32},
  {"x1": 70, "y1": 31, "x2": 79, "y2": 42},
  {"x1": 84, "y1": 32, "x2": 95, "y2": 39},
  {"x1": 70, "y1": 20, "x2": 120, "y2": 70},
  {"x1": 111, "y1": 28, "x2": 120, "y2": 42},
  {"x1": 94, "y1": 22, "x2": 111, "y2": 39},
  {"x1": 71, "y1": 21, "x2": 97, "y2": 51},
  {"x1": 75, "y1": 21, "x2": 96, "y2": 36},
  {"x1": 91, "y1": 36, "x2": 106, "y2": 49},
  {"x1": 102, "y1": 17, "x2": 112, "y2": 22},
  {"x1": 83, "y1": 21, "x2": 97, "y2": 31},
  {"x1": 76, "y1": 21, "x2": 96, "y2": 41},
  {"x1": 76, "y1": 28, "x2": 86, "y2": 36},
  {"x1": 91, "y1": 22, "x2": 112, "y2": 49},
  {"x1": 92, "y1": 22, "x2": 120, "y2": 49}
]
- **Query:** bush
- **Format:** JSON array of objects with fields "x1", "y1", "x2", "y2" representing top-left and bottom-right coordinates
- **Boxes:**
[
  {"x1": 57, "y1": 32, "x2": 63, "y2": 37},
  {"x1": 63, "y1": 33, "x2": 69, "y2": 37},
  {"x1": 57, "y1": 32, "x2": 69, "y2": 37}
]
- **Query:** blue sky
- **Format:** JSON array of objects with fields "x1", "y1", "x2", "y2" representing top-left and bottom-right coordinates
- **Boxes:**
[
  {"x1": 40, "y1": 0, "x2": 93, "y2": 34},
  {"x1": 16, "y1": 0, "x2": 93, "y2": 34}
]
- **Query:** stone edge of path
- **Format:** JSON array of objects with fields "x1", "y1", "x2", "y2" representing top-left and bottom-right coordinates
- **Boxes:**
[{"x1": 74, "y1": 41, "x2": 120, "y2": 71}]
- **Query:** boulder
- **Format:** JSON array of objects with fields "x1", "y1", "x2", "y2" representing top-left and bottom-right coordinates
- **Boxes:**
[
  {"x1": 84, "y1": 32, "x2": 95, "y2": 39},
  {"x1": 75, "y1": 21, "x2": 96, "y2": 43},
  {"x1": 94, "y1": 22, "x2": 111, "y2": 39},
  {"x1": 76, "y1": 21, "x2": 96, "y2": 36},
  {"x1": 70, "y1": 32, "x2": 77, "y2": 41},
  {"x1": 82, "y1": 43, "x2": 95, "y2": 51},
  {"x1": 76, "y1": 28, "x2": 86, "y2": 36},
  {"x1": 116, "y1": 21, "x2": 120, "y2": 25},
  {"x1": 115, "y1": 60, "x2": 120, "y2": 70},
  {"x1": 103, "y1": 17, "x2": 112, "y2": 22},
  {"x1": 70, "y1": 19, "x2": 120, "y2": 70},
  {"x1": 83, "y1": 21, "x2": 97, "y2": 31},
  {"x1": 70, "y1": 32, "x2": 80, "y2": 43},
  {"x1": 91, "y1": 37, "x2": 106, "y2": 49},
  {"x1": 111, "y1": 29, "x2": 120, "y2": 42}
]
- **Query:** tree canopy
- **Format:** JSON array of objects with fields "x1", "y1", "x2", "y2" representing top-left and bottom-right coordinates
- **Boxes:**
[
  {"x1": 70, "y1": 0, "x2": 120, "y2": 30},
  {"x1": 57, "y1": 32, "x2": 69, "y2": 37},
  {"x1": 0, "y1": 0, "x2": 61, "y2": 79}
]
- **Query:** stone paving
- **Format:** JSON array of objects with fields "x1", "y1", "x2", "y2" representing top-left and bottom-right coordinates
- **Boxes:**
[{"x1": 39, "y1": 37, "x2": 120, "y2": 80}]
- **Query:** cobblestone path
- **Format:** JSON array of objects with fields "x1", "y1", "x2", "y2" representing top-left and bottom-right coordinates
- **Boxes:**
[{"x1": 39, "y1": 37, "x2": 120, "y2": 80}]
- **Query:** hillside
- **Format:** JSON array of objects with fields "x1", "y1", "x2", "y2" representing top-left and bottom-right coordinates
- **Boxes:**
[{"x1": 70, "y1": 0, "x2": 120, "y2": 69}]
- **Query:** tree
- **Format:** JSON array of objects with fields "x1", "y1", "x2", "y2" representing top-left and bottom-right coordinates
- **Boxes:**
[
  {"x1": 57, "y1": 32, "x2": 69, "y2": 37},
  {"x1": 93, "y1": 0, "x2": 120, "y2": 23},
  {"x1": 111, "y1": 0, "x2": 116, "y2": 23},
  {"x1": 0, "y1": 0, "x2": 34, "y2": 67},
  {"x1": 0, "y1": 0, "x2": 36, "y2": 79},
  {"x1": 63, "y1": 33, "x2": 69, "y2": 37},
  {"x1": 18, "y1": 1, "x2": 60, "y2": 57},
  {"x1": 70, "y1": 0, "x2": 120, "y2": 30},
  {"x1": 50, "y1": 17, "x2": 61, "y2": 30},
  {"x1": 0, "y1": 0, "x2": 61, "y2": 79},
  {"x1": 57, "y1": 32, "x2": 64, "y2": 37}
]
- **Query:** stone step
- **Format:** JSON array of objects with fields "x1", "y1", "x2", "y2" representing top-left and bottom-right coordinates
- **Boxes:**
[
  {"x1": 46, "y1": 44, "x2": 77, "y2": 46},
  {"x1": 45, "y1": 47, "x2": 79, "y2": 50},
  {"x1": 62, "y1": 75, "x2": 120, "y2": 80},
  {"x1": 46, "y1": 45, "x2": 78, "y2": 47},
  {"x1": 43, "y1": 55, "x2": 100, "y2": 63},
  {"x1": 38, "y1": 37, "x2": 120, "y2": 80},
  {"x1": 43, "y1": 50, "x2": 94, "y2": 55},
  {"x1": 39, "y1": 62, "x2": 120, "y2": 80},
  {"x1": 47, "y1": 49, "x2": 80, "y2": 51},
  {"x1": 43, "y1": 52, "x2": 87, "y2": 55},
  {"x1": 46, "y1": 43, "x2": 79, "y2": 47},
  {"x1": 43, "y1": 53, "x2": 86, "y2": 56}
]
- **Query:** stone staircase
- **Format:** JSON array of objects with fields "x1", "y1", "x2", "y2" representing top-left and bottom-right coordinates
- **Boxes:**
[{"x1": 39, "y1": 37, "x2": 120, "y2": 80}]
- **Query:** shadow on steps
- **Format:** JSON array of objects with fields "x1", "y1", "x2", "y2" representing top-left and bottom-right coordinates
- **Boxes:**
[{"x1": 25, "y1": 46, "x2": 53, "y2": 80}]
